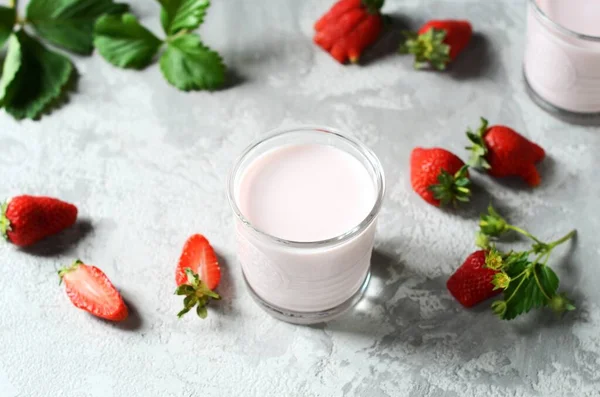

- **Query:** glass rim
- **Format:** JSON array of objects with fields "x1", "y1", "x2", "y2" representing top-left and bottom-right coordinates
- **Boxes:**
[
  {"x1": 226, "y1": 125, "x2": 386, "y2": 248},
  {"x1": 529, "y1": 0, "x2": 600, "y2": 42}
]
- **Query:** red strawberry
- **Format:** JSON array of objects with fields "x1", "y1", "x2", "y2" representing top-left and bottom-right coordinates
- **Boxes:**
[
  {"x1": 466, "y1": 118, "x2": 546, "y2": 187},
  {"x1": 314, "y1": 0, "x2": 385, "y2": 64},
  {"x1": 175, "y1": 234, "x2": 221, "y2": 319},
  {"x1": 400, "y1": 19, "x2": 472, "y2": 70},
  {"x1": 447, "y1": 250, "x2": 500, "y2": 308},
  {"x1": 1, "y1": 195, "x2": 77, "y2": 247},
  {"x1": 59, "y1": 260, "x2": 128, "y2": 322},
  {"x1": 410, "y1": 147, "x2": 471, "y2": 207}
]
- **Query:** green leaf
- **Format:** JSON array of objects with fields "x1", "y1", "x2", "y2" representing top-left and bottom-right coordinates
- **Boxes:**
[
  {"x1": 501, "y1": 262, "x2": 553, "y2": 320},
  {"x1": 94, "y1": 13, "x2": 162, "y2": 69},
  {"x1": 2, "y1": 30, "x2": 74, "y2": 120},
  {"x1": 160, "y1": 33, "x2": 225, "y2": 91},
  {"x1": 0, "y1": 6, "x2": 15, "y2": 49},
  {"x1": 502, "y1": 274, "x2": 546, "y2": 320},
  {"x1": 158, "y1": 0, "x2": 210, "y2": 35},
  {"x1": 537, "y1": 265, "x2": 559, "y2": 296},
  {"x1": 27, "y1": 0, "x2": 128, "y2": 55},
  {"x1": 0, "y1": 34, "x2": 21, "y2": 107}
]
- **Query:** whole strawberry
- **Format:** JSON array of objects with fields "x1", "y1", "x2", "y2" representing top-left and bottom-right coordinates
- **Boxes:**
[
  {"x1": 59, "y1": 260, "x2": 128, "y2": 322},
  {"x1": 466, "y1": 118, "x2": 546, "y2": 187},
  {"x1": 400, "y1": 19, "x2": 472, "y2": 70},
  {"x1": 447, "y1": 250, "x2": 500, "y2": 308},
  {"x1": 314, "y1": 0, "x2": 385, "y2": 64},
  {"x1": 410, "y1": 147, "x2": 471, "y2": 207},
  {"x1": 1, "y1": 195, "x2": 78, "y2": 247}
]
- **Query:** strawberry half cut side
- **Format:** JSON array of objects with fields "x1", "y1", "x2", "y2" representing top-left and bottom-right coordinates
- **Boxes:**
[
  {"x1": 59, "y1": 260, "x2": 128, "y2": 322},
  {"x1": 175, "y1": 234, "x2": 222, "y2": 319}
]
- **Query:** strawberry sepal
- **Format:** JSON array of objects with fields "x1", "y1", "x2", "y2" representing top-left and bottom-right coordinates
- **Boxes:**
[
  {"x1": 466, "y1": 117, "x2": 491, "y2": 170},
  {"x1": 58, "y1": 259, "x2": 84, "y2": 285},
  {"x1": 362, "y1": 0, "x2": 384, "y2": 14},
  {"x1": 399, "y1": 28, "x2": 450, "y2": 70},
  {"x1": 176, "y1": 268, "x2": 220, "y2": 319},
  {"x1": 428, "y1": 164, "x2": 471, "y2": 207},
  {"x1": 0, "y1": 200, "x2": 12, "y2": 241}
]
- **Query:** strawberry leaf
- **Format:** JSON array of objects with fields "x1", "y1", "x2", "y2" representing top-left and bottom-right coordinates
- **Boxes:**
[
  {"x1": 94, "y1": 13, "x2": 162, "y2": 69},
  {"x1": 499, "y1": 262, "x2": 557, "y2": 320},
  {"x1": 2, "y1": 30, "x2": 75, "y2": 120},
  {"x1": 158, "y1": 0, "x2": 210, "y2": 36},
  {"x1": 0, "y1": 34, "x2": 21, "y2": 108},
  {"x1": 27, "y1": 0, "x2": 128, "y2": 55},
  {"x1": 537, "y1": 265, "x2": 559, "y2": 297},
  {"x1": 0, "y1": 6, "x2": 15, "y2": 49},
  {"x1": 160, "y1": 33, "x2": 225, "y2": 91}
]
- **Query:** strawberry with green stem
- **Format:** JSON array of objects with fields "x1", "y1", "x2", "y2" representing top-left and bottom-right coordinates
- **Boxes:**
[
  {"x1": 175, "y1": 234, "x2": 221, "y2": 319},
  {"x1": 466, "y1": 118, "x2": 546, "y2": 187},
  {"x1": 477, "y1": 205, "x2": 576, "y2": 320},
  {"x1": 410, "y1": 147, "x2": 471, "y2": 207},
  {"x1": 399, "y1": 19, "x2": 472, "y2": 70}
]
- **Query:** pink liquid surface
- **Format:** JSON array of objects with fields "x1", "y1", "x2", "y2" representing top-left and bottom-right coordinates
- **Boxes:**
[
  {"x1": 539, "y1": 0, "x2": 600, "y2": 37},
  {"x1": 234, "y1": 142, "x2": 379, "y2": 315},
  {"x1": 237, "y1": 143, "x2": 375, "y2": 242},
  {"x1": 524, "y1": 0, "x2": 600, "y2": 113}
]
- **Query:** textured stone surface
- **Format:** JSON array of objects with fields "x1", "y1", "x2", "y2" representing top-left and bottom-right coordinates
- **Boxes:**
[{"x1": 1, "y1": 0, "x2": 599, "y2": 396}]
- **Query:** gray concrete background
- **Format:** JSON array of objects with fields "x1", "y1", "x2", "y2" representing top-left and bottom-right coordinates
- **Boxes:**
[{"x1": 1, "y1": 0, "x2": 599, "y2": 396}]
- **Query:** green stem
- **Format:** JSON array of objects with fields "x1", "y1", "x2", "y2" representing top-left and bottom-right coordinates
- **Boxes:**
[
  {"x1": 166, "y1": 29, "x2": 190, "y2": 42},
  {"x1": 547, "y1": 229, "x2": 576, "y2": 250},
  {"x1": 506, "y1": 225, "x2": 544, "y2": 245}
]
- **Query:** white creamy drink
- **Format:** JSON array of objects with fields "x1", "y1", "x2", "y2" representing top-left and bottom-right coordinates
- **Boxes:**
[
  {"x1": 524, "y1": 0, "x2": 600, "y2": 114},
  {"x1": 228, "y1": 127, "x2": 384, "y2": 323}
]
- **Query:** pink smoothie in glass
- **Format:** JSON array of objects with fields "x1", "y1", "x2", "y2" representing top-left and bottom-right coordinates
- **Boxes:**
[
  {"x1": 237, "y1": 144, "x2": 375, "y2": 242},
  {"x1": 233, "y1": 142, "x2": 379, "y2": 315},
  {"x1": 524, "y1": 0, "x2": 600, "y2": 113}
]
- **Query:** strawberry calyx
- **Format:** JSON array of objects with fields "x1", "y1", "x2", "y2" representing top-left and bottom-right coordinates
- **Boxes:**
[
  {"x1": 466, "y1": 117, "x2": 491, "y2": 170},
  {"x1": 428, "y1": 164, "x2": 471, "y2": 207},
  {"x1": 362, "y1": 0, "x2": 384, "y2": 14},
  {"x1": 176, "y1": 268, "x2": 221, "y2": 319},
  {"x1": 399, "y1": 28, "x2": 450, "y2": 70},
  {"x1": 58, "y1": 259, "x2": 84, "y2": 285},
  {"x1": 0, "y1": 200, "x2": 12, "y2": 240}
]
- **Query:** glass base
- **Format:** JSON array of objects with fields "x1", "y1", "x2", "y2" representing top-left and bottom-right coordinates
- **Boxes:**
[
  {"x1": 523, "y1": 71, "x2": 600, "y2": 126},
  {"x1": 242, "y1": 269, "x2": 371, "y2": 325}
]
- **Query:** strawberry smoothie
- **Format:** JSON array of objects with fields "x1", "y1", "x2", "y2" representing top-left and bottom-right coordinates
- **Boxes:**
[
  {"x1": 524, "y1": 0, "x2": 600, "y2": 114},
  {"x1": 228, "y1": 127, "x2": 385, "y2": 323}
]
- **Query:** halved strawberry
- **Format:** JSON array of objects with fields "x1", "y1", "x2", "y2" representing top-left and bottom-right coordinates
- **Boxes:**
[
  {"x1": 175, "y1": 234, "x2": 221, "y2": 319},
  {"x1": 58, "y1": 260, "x2": 128, "y2": 322}
]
